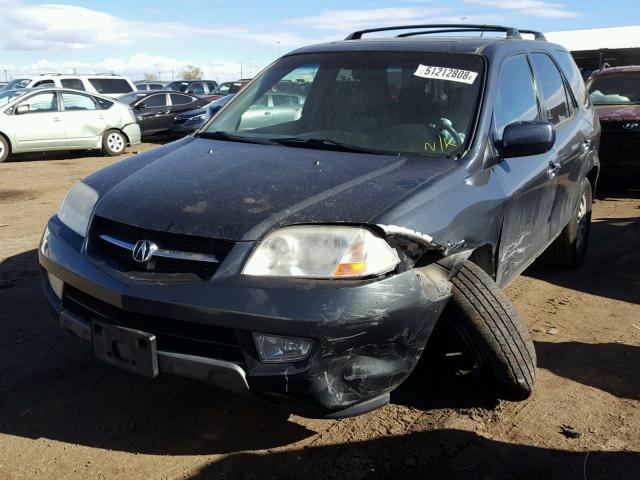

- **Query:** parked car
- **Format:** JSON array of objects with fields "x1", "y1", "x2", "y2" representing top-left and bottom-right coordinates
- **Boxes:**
[
  {"x1": 118, "y1": 91, "x2": 209, "y2": 136},
  {"x1": 586, "y1": 65, "x2": 640, "y2": 186},
  {"x1": 236, "y1": 92, "x2": 305, "y2": 130},
  {"x1": 170, "y1": 95, "x2": 234, "y2": 135},
  {"x1": 205, "y1": 80, "x2": 249, "y2": 101},
  {"x1": 0, "y1": 74, "x2": 136, "y2": 98},
  {"x1": 0, "y1": 87, "x2": 140, "y2": 162},
  {"x1": 165, "y1": 80, "x2": 218, "y2": 96},
  {"x1": 134, "y1": 81, "x2": 167, "y2": 91},
  {"x1": 0, "y1": 81, "x2": 8, "y2": 90},
  {"x1": 39, "y1": 24, "x2": 600, "y2": 419}
]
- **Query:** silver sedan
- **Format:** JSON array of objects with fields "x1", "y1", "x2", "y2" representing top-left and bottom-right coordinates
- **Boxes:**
[{"x1": 0, "y1": 88, "x2": 141, "y2": 162}]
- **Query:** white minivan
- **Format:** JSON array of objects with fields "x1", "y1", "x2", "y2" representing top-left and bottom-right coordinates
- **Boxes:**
[{"x1": 1, "y1": 74, "x2": 136, "y2": 98}]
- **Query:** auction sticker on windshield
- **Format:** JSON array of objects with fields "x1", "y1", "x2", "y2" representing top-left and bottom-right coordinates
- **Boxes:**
[{"x1": 413, "y1": 65, "x2": 478, "y2": 85}]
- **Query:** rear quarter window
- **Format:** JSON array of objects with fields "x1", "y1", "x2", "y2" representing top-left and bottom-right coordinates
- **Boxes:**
[
  {"x1": 554, "y1": 50, "x2": 588, "y2": 108},
  {"x1": 61, "y1": 78, "x2": 86, "y2": 91},
  {"x1": 88, "y1": 78, "x2": 134, "y2": 94}
]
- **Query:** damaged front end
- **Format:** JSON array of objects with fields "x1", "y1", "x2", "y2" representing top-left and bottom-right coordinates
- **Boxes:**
[{"x1": 247, "y1": 224, "x2": 473, "y2": 418}]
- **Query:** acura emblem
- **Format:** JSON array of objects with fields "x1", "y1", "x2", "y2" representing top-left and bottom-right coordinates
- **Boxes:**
[
  {"x1": 132, "y1": 240, "x2": 158, "y2": 263},
  {"x1": 623, "y1": 122, "x2": 639, "y2": 130}
]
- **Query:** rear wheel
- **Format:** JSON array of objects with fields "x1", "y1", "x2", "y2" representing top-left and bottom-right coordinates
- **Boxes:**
[
  {"x1": 0, "y1": 135, "x2": 9, "y2": 163},
  {"x1": 436, "y1": 262, "x2": 536, "y2": 400},
  {"x1": 102, "y1": 130, "x2": 127, "y2": 156},
  {"x1": 543, "y1": 178, "x2": 592, "y2": 268}
]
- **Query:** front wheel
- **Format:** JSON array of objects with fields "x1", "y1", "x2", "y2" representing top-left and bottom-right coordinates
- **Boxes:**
[
  {"x1": 435, "y1": 262, "x2": 536, "y2": 400},
  {"x1": 543, "y1": 178, "x2": 592, "y2": 268},
  {"x1": 0, "y1": 135, "x2": 9, "y2": 163},
  {"x1": 102, "y1": 130, "x2": 127, "y2": 156}
]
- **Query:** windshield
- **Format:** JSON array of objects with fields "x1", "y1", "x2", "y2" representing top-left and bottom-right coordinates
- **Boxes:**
[
  {"x1": 3, "y1": 79, "x2": 31, "y2": 90},
  {"x1": 588, "y1": 73, "x2": 640, "y2": 105},
  {"x1": 167, "y1": 81, "x2": 189, "y2": 92},
  {"x1": 203, "y1": 52, "x2": 484, "y2": 156},
  {"x1": 0, "y1": 89, "x2": 29, "y2": 106}
]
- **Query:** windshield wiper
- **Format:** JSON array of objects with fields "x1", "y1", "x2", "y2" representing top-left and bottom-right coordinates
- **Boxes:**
[
  {"x1": 197, "y1": 131, "x2": 277, "y2": 146},
  {"x1": 269, "y1": 137, "x2": 387, "y2": 155}
]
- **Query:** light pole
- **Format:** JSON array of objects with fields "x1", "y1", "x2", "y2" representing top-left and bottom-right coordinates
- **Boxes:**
[
  {"x1": 3, "y1": 70, "x2": 7, "y2": 82},
  {"x1": 277, "y1": 41, "x2": 280, "y2": 57}
]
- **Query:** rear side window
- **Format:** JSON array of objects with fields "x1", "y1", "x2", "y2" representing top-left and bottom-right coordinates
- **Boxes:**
[
  {"x1": 142, "y1": 94, "x2": 167, "y2": 108},
  {"x1": 206, "y1": 82, "x2": 217, "y2": 92},
  {"x1": 554, "y1": 50, "x2": 588, "y2": 107},
  {"x1": 33, "y1": 80, "x2": 55, "y2": 88},
  {"x1": 62, "y1": 93, "x2": 97, "y2": 111},
  {"x1": 150, "y1": 84, "x2": 163, "y2": 90},
  {"x1": 61, "y1": 78, "x2": 86, "y2": 91},
  {"x1": 495, "y1": 54, "x2": 540, "y2": 138},
  {"x1": 531, "y1": 53, "x2": 571, "y2": 125},
  {"x1": 95, "y1": 98, "x2": 114, "y2": 109},
  {"x1": 187, "y1": 83, "x2": 205, "y2": 95},
  {"x1": 170, "y1": 94, "x2": 194, "y2": 106},
  {"x1": 88, "y1": 78, "x2": 134, "y2": 94}
]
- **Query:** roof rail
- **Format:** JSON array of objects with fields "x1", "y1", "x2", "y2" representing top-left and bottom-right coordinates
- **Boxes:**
[
  {"x1": 518, "y1": 29, "x2": 547, "y2": 41},
  {"x1": 345, "y1": 24, "x2": 546, "y2": 41}
]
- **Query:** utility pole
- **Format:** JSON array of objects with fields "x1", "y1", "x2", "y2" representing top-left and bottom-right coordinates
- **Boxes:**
[
  {"x1": 277, "y1": 41, "x2": 280, "y2": 57},
  {"x1": 240, "y1": 61, "x2": 243, "y2": 80},
  {"x1": 3, "y1": 70, "x2": 7, "y2": 82}
]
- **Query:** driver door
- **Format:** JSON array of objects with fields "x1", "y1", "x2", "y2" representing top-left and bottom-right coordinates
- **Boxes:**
[
  {"x1": 11, "y1": 92, "x2": 66, "y2": 150},
  {"x1": 135, "y1": 93, "x2": 170, "y2": 134}
]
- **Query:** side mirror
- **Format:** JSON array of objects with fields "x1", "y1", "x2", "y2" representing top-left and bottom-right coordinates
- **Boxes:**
[
  {"x1": 135, "y1": 102, "x2": 146, "y2": 109},
  {"x1": 500, "y1": 121, "x2": 556, "y2": 158},
  {"x1": 15, "y1": 105, "x2": 29, "y2": 115}
]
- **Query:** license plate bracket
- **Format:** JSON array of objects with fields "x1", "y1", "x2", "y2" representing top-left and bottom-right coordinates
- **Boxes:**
[{"x1": 92, "y1": 320, "x2": 158, "y2": 378}]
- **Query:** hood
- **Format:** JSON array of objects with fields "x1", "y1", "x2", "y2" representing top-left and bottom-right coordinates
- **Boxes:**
[
  {"x1": 91, "y1": 137, "x2": 456, "y2": 241},
  {"x1": 594, "y1": 104, "x2": 640, "y2": 122}
]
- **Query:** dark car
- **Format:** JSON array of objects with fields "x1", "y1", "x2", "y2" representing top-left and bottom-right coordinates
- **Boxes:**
[
  {"x1": 166, "y1": 80, "x2": 218, "y2": 96},
  {"x1": 118, "y1": 91, "x2": 210, "y2": 136},
  {"x1": 170, "y1": 95, "x2": 234, "y2": 135},
  {"x1": 586, "y1": 65, "x2": 640, "y2": 186},
  {"x1": 205, "y1": 80, "x2": 249, "y2": 102},
  {"x1": 40, "y1": 24, "x2": 600, "y2": 419}
]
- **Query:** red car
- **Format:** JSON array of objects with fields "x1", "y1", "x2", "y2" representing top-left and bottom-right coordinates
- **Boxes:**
[
  {"x1": 204, "y1": 80, "x2": 249, "y2": 102},
  {"x1": 587, "y1": 66, "x2": 640, "y2": 186}
]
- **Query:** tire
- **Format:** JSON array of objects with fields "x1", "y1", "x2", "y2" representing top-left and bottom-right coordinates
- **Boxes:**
[
  {"x1": 543, "y1": 178, "x2": 592, "y2": 268},
  {"x1": 436, "y1": 262, "x2": 536, "y2": 400},
  {"x1": 0, "y1": 135, "x2": 9, "y2": 163},
  {"x1": 102, "y1": 130, "x2": 127, "y2": 156}
]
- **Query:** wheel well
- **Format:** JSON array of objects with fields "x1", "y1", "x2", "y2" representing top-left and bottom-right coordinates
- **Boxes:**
[
  {"x1": 103, "y1": 128, "x2": 130, "y2": 146},
  {"x1": 0, "y1": 131, "x2": 11, "y2": 154},
  {"x1": 586, "y1": 166, "x2": 599, "y2": 196},
  {"x1": 467, "y1": 244, "x2": 496, "y2": 279}
]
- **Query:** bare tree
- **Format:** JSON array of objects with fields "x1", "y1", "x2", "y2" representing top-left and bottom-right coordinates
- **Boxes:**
[
  {"x1": 181, "y1": 65, "x2": 204, "y2": 80},
  {"x1": 143, "y1": 72, "x2": 158, "y2": 81}
]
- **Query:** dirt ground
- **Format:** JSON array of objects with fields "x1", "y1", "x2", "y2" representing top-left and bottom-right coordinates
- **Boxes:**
[{"x1": 0, "y1": 144, "x2": 638, "y2": 480}]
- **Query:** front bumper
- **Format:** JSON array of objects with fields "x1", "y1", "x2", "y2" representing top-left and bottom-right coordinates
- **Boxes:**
[
  {"x1": 40, "y1": 216, "x2": 451, "y2": 417},
  {"x1": 170, "y1": 119, "x2": 205, "y2": 135}
]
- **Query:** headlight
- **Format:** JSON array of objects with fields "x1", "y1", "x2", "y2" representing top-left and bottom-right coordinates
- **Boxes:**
[
  {"x1": 243, "y1": 226, "x2": 399, "y2": 278},
  {"x1": 58, "y1": 181, "x2": 99, "y2": 237},
  {"x1": 189, "y1": 114, "x2": 206, "y2": 122}
]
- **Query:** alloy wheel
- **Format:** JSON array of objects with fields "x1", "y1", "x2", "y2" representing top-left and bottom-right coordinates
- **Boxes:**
[{"x1": 107, "y1": 133, "x2": 125, "y2": 153}]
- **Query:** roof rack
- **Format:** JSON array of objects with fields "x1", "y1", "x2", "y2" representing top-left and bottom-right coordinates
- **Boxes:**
[{"x1": 344, "y1": 24, "x2": 546, "y2": 41}]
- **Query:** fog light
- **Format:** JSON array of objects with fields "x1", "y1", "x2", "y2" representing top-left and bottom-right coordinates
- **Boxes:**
[
  {"x1": 253, "y1": 333, "x2": 312, "y2": 363},
  {"x1": 47, "y1": 272, "x2": 64, "y2": 300}
]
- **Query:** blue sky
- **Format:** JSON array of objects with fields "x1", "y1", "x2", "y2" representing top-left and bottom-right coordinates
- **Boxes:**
[{"x1": 0, "y1": 0, "x2": 638, "y2": 81}]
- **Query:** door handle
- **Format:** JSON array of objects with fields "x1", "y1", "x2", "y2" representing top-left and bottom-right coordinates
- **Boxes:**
[
  {"x1": 52, "y1": 117, "x2": 61, "y2": 122},
  {"x1": 548, "y1": 160, "x2": 561, "y2": 178}
]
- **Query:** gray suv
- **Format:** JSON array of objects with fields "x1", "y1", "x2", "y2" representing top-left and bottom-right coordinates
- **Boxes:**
[{"x1": 39, "y1": 24, "x2": 600, "y2": 418}]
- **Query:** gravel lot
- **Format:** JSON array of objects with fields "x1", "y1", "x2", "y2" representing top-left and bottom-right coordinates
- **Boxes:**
[{"x1": 0, "y1": 144, "x2": 638, "y2": 479}]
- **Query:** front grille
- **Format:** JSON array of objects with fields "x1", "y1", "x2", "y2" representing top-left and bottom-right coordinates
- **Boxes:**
[
  {"x1": 64, "y1": 286, "x2": 245, "y2": 364},
  {"x1": 88, "y1": 216, "x2": 235, "y2": 281},
  {"x1": 599, "y1": 123, "x2": 640, "y2": 160}
]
